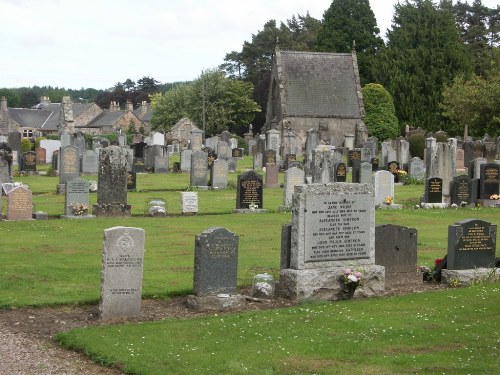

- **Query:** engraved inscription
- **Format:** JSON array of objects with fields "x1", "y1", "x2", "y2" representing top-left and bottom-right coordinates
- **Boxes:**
[{"x1": 458, "y1": 223, "x2": 494, "y2": 251}]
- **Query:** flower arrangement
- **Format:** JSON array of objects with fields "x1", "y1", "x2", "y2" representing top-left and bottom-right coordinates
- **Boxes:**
[
  {"x1": 248, "y1": 202, "x2": 259, "y2": 211},
  {"x1": 419, "y1": 257, "x2": 445, "y2": 282},
  {"x1": 384, "y1": 196, "x2": 394, "y2": 205},
  {"x1": 68, "y1": 203, "x2": 89, "y2": 216},
  {"x1": 397, "y1": 169, "x2": 407, "y2": 177},
  {"x1": 339, "y1": 268, "x2": 363, "y2": 299},
  {"x1": 490, "y1": 194, "x2": 499, "y2": 200}
]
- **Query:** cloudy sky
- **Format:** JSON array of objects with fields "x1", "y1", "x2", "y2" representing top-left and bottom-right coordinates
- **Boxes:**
[{"x1": 1, "y1": 0, "x2": 498, "y2": 90}]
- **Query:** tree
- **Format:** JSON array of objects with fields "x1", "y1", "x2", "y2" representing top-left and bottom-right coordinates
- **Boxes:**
[
  {"x1": 0, "y1": 88, "x2": 21, "y2": 107},
  {"x1": 376, "y1": 0, "x2": 471, "y2": 131},
  {"x1": 151, "y1": 69, "x2": 260, "y2": 136},
  {"x1": 315, "y1": 0, "x2": 384, "y2": 84},
  {"x1": 362, "y1": 83, "x2": 400, "y2": 141},
  {"x1": 137, "y1": 76, "x2": 161, "y2": 93}
]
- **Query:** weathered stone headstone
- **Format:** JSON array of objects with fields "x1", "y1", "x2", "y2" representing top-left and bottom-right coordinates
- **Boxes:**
[
  {"x1": 375, "y1": 224, "x2": 420, "y2": 287},
  {"x1": 311, "y1": 149, "x2": 335, "y2": 183},
  {"x1": 6, "y1": 185, "x2": 32, "y2": 220},
  {"x1": 425, "y1": 177, "x2": 443, "y2": 203},
  {"x1": 283, "y1": 166, "x2": 305, "y2": 208},
  {"x1": 253, "y1": 152, "x2": 263, "y2": 170},
  {"x1": 190, "y1": 129, "x2": 204, "y2": 152},
  {"x1": 236, "y1": 170, "x2": 263, "y2": 209},
  {"x1": 451, "y1": 175, "x2": 472, "y2": 206},
  {"x1": 425, "y1": 137, "x2": 457, "y2": 197},
  {"x1": 181, "y1": 191, "x2": 198, "y2": 214},
  {"x1": 180, "y1": 149, "x2": 192, "y2": 172},
  {"x1": 371, "y1": 157, "x2": 379, "y2": 171},
  {"x1": 63, "y1": 178, "x2": 93, "y2": 218},
  {"x1": 456, "y1": 148, "x2": 465, "y2": 170},
  {"x1": 59, "y1": 145, "x2": 80, "y2": 185},
  {"x1": 35, "y1": 148, "x2": 46, "y2": 165},
  {"x1": 247, "y1": 139, "x2": 257, "y2": 156},
  {"x1": 190, "y1": 150, "x2": 208, "y2": 188},
  {"x1": 82, "y1": 150, "x2": 98, "y2": 174},
  {"x1": 279, "y1": 183, "x2": 384, "y2": 301},
  {"x1": 266, "y1": 129, "x2": 280, "y2": 154},
  {"x1": 479, "y1": 164, "x2": 499, "y2": 199},
  {"x1": 217, "y1": 141, "x2": 231, "y2": 160},
  {"x1": 469, "y1": 157, "x2": 486, "y2": 180},
  {"x1": 154, "y1": 155, "x2": 169, "y2": 173},
  {"x1": 359, "y1": 162, "x2": 372, "y2": 184},
  {"x1": 305, "y1": 129, "x2": 319, "y2": 162},
  {"x1": 447, "y1": 219, "x2": 496, "y2": 269},
  {"x1": 210, "y1": 158, "x2": 228, "y2": 189},
  {"x1": 396, "y1": 138, "x2": 410, "y2": 165},
  {"x1": 93, "y1": 146, "x2": 131, "y2": 217},
  {"x1": 408, "y1": 157, "x2": 425, "y2": 181},
  {"x1": 373, "y1": 170, "x2": 394, "y2": 206},
  {"x1": 348, "y1": 149, "x2": 362, "y2": 168},
  {"x1": 99, "y1": 226, "x2": 145, "y2": 321},
  {"x1": 484, "y1": 142, "x2": 496, "y2": 162},
  {"x1": 463, "y1": 141, "x2": 473, "y2": 167},
  {"x1": 381, "y1": 140, "x2": 396, "y2": 166},
  {"x1": 265, "y1": 162, "x2": 279, "y2": 188}
]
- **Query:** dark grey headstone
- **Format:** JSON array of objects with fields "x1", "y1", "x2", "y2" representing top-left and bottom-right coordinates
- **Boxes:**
[
  {"x1": 375, "y1": 224, "x2": 420, "y2": 287},
  {"x1": 127, "y1": 171, "x2": 136, "y2": 191},
  {"x1": 451, "y1": 175, "x2": 472, "y2": 206},
  {"x1": 21, "y1": 151, "x2": 36, "y2": 172},
  {"x1": 463, "y1": 141, "x2": 473, "y2": 167},
  {"x1": 280, "y1": 224, "x2": 292, "y2": 270},
  {"x1": 447, "y1": 219, "x2": 497, "y2": 269},
  {"x1": 236, "y1": 170, "x2": 263, "y2": 209},
  {"x1": 348, "y1": 149, "x2": 362, "y2": 168},
  {"x1": 425, "y1": 177, "x2": 443, "y2": 203},
  {"x1": 371, "y1": 157, "x2": 379, "y2": 172},
  {"x1": 154, "y1": 156, "x2": 169, "y2": 173},
  {"x1": 180, "y1": 149, "x2": 192, "y2": 172},
  {"x1": 335, "y1": 162, "x2": 347, "y2": 182},
  {"x1": 479, "y1": 164, "x2": 499, "y2": 199},
  {"x1": 193, "y1": 227, "x2": 239, "y2": 296},
  {"x1": 0, "y1": 144, "x2": 13, "y2": 183}
]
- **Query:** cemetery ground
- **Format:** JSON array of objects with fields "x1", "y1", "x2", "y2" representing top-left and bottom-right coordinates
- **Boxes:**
[{"x1": 1, "y1": 157, "x2": 499, "y2": 374}]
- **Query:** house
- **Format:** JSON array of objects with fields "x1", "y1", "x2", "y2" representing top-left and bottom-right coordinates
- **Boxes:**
[
  {"x1": 263, "y1": 49, "x2": 366, "y2": 150},
  {"x1": 166, "y1": 117, "x2": 200, "y2": 147}
]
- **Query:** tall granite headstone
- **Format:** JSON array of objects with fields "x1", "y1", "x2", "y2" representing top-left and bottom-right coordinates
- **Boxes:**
[
  {"x1": 190, "y1": 150, "x2": 208, "y2": 188},
  {"x1": 283, "y1": 166, "x2": 305, "y2": 208},
  {"x1": 82, "y1": 149, "x2": 99, "y2": 174},
  {"x1": 236, "y1": 170, "x2": 263, "y2": 209},
  {"x1": 373, "y1": 170, "x2": 394, "y2": 206},
  {"x1": 451, "y1": 175, "x2": 472, "y2": 206}
]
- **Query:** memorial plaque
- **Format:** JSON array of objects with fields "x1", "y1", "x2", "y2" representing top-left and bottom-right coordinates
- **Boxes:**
[
  {"x1": 425, "y1": 177, "x2": 443, "y2": 203},
  {"x1": 181, "y1": 191, "x2": 198, "y2": 214},
  {"x1": 451, "y1": 175, "x2": 472, "y2": 205},
  {"x1": 236, "y1": 170, "x2": 263, "y2": 209},
  {"x1": 479, "y1": 164, "x2": 499, "y2": 199},
  {"x1": 447, "y1": 219, "x2": 496, "y2": 269},
  {"x1": 6, "y1": 185, "x2": 32, "y2": 220},
  {"x1": 193, "y1": 227, "x2": 239, "y2": 296},
  {"x1": 335, "y1": 162, "x2": 347, "y2": 182},
  {"x1": 304, "y1": 192, "x2": 371, "y2": 262},
  {"x1": 99, "y1": 226, "x2": 145, "y2": 320}
]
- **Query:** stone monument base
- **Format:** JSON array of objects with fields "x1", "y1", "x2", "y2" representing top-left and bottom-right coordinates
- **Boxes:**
[
  {"x1": 61, "y1": 214, "x2": 96, "y2": 219},
  {"x1": 278, "y1": 265, "x2": 385, "y2": 301},
  {"x1": 477, "y1": 199, "x2": 500, "y2": 208},
  {"x1": 377, "y1": 204, "x2": 403, "y2": 210},
  {"x1": 187, "y1": 294, "x2": 246, "y2": 311},
  {"x1": 32, "y1": 211, "x2": 48, "y2": 220},
  {"x1": 232, "y1": 209, "x2": 268, "y2": 214},
  {"x1": 92, "y1": 204, "x2": 132, "y2": 217},
  {"x1": 441, "y1": 267, "x2": 499, "y2": 286}
]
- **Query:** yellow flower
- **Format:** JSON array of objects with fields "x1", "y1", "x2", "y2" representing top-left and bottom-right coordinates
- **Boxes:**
[{"x1": 384, "y1": 196, "x2": 393, "y2": 205}]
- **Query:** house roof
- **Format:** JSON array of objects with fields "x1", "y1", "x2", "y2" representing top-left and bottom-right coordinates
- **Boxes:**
[
  {"x1": 278, "y1": 50, "x2": 362, "y2": 118},
  {"x1": 133, "y1": 104, "x2": 152, "y2": 122},
  {"x1": 84, "y1": 111, "x2": 124, "y2": 128}
]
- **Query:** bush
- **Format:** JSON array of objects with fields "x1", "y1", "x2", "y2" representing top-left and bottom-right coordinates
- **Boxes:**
[
  {"x1": 35, "y1": 136, "x2": 46, "y2": 149},
  {"x1": 21, "y1": 138, "x2": 33, "y2": 152},
  {"x1": 362, "y1": 83, "x2": 400, "y2": 141},
  {"x1": 408, "y1": 133, "x2": 425, "y2": 159}
]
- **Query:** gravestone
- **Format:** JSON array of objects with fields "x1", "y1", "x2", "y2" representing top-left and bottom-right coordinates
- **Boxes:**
[
  {"x1": 210, "y1": 158, "x2": 228, "y2": 189},
  {"x1": 463, "y1": 141, "x2": 473, "y2": 167},
  {"x1": 93, "y1": 146, "x2": 131, "y2": 217},
  {"x1": 232, "y1": 148, "x2": 243, "y2": 158},
  {"x1": 59, "y1": 145, "x2": 80, "y2": 185},
  {"x1": 469, "y1": 157, "x2": 486, "y2": 180},
  {"x1": 253, "y1": 152, "x2": 263, "y2": 169},
  {"x1": 425, "y1": 177, "x2": 443, "y2": 203},
  {"x1": 21, "y1": 151, "x2": 36, "y2": 172},
  {"x1": 127, "y1": 171, "x2": 136, "y2": 191},
  {"x1": 348, "y1": 149, "x2": 362, "y2": 168},
  {"x1": 484, "y1": 142, "x2": 496, "y2": 162},
  {"x1": 359, "y1": 162, "x2": 372, "y2": 185},
  {"x1": 154, "y1": 156, "x2": 169, "y2": 173},
  {"x1": 82, "y1": 150, "x2": 98, "y2": 174},
  {"x1": 284, "y1": 154, "x2": 296, "y2": 170},
  {"x1": 447, "y1": 219, "x2": 496, "y2": 269},
  {"x1": 236, "y1": 170, "x2": 263, "y2": 209},
  {"x1": 311, "y1": 149, "x2": 335, "y2": 183},
  {"x1": 381, "y1": 140, "x2": 396, "y2": 166},
  {"x1": 396, "y1": 138, "x2": 410, "y2": 165},
  {"x1": 205, "y1": 136, "x2": 219, "y2": 151},
  {"x1": 266, "y1": 129, "x2": 280, "y2": 154},
  {"x1": 190, "y1": 129, "x2": 204, "y2": 152},
  {"x1": 6, "y1": 185, "x2": 32, "y2": 220},
  {"x1": 335, "y1": 162, "x2": 347, "y2": 182},
  {"x1": 217, "y1": 141, "x2": 231, "y2": 160},
  {"x1": 220, "y1": 130, "x2": 231, "y2": 144},
  {"x1": 181, "y1": 191, "x2": 198, "y2": 214},
  {"x1": 283, "y1": 166, "x2": 305, "y2": 208},
  {"x1": 408, "y1": 157, "x2": 425, "y2": 181},
  {"x1": 375, "y1": 224, "x2": 420, "y2": 287},
  {"x1": 248, "y1": 139, "x2": 257, "y2": 156},
  {"x1": 35, "y1": 148, "x2": 46, "y2": 164},
  {"x1": 63, "y1": 178, "x2": 93, "y2": 218},
  {"x1": 279, "y1": 183, "x2": 385, "y2": 301},
  {"x1": 228, "y1": 157, "x2": 237, "y2": 173},
  {"x1": 264, "y1": 149, "x2": 277, "y2": 167},
  {"x1": 190, "y1": 150, "x2": 208, "y2": 188},
  {"x1": 451, "y1": 175, "x2": 472, "y2": 206},
  {"x1": 373, "y1": 170, "x2": 394, "y2": 206},
  {"x1": 479, "y1": 164, "x2": 499, "y2": 199},
  {"x1": 425, "y1": 137, "x2": 457, "y2": 197},
  {"x1": 305, "y1": 129, "x2": 319, "y2": 162},
  {"x1": 52, "y1": 150, "x2": 59, "y2": 171},
  {"x1": 371, "y1": 157, "x2": 379, "y2": 171},
  {"x1": 456, "y1": 148, "x2": 465, "y2": 170},
  {"x1": 387, "y1": 161, "x2": 400, "y2": 183},
  {"x1": 99, "y1": 226, "x2": 145, "y2": 321},
  {"x1": 265, "y1": 162, "x2": 279, "y2": 188},
  {"x1": 180, "y1": 149, "x2": 192, "y2": 172}
]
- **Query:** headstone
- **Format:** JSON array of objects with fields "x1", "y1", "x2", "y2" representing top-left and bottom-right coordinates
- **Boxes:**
[
  {"x1": 247, "y1": 139, "x2": 257, "y2": 156},
  {"x1": 6, "y1": 185, "x2": 32, "y2": 220},
  {"x1": 253, "y1": 152, "x2": 263, "y2": 170},
  {"x1": 154, "y1": 156, "x2": 169, "y2": 173},
  {"x1": 35, "y1": 148, "x2": 46, "y2": 165},
  {"x1": 193, "y1": 227, "x2": 239, "y2": 296},
  {"x1": 344, "y1": 134, "x2": 355, "y2": 150},
  {"x1": 371, "y1": 157, "x2": 379, "y2": 172},
  {"x1": 217, "y1": 141, "x2": 231, "y2": 160},
  {"x1": 348, "y1": 149, "x2": 362, "y2": 168},
  {"x1": 60, "y1": 131, "x2": 73, "y2": 148},
  {"x1": 396, "y1": 138, "x2": 410, "y2": 165},
  {"x1": 305, "y1": 129, "x2": 319, "y2": 162},
  {"x1": 21, "y1": 151, "x2": 36, "y2": 172},
  {"x1": 127, "y1": 171, "x2": 136, "y2": 191},
  {"x1": 484, "y1": 142, "x2": 496, "y2": 162},
  {"x1": 375, "y1": 224, "x2": 420, "y2": 286},
  {"x1": 205, "y1": 136, "x2": 219, "y2": 151},
  {"x1": 456, "y1": 148, "x2": 465, "y2": 170},
  {"x1": 425, "y1": 138, "x2": 457, "y2": 197},
  {"x1": 279, "y1": 183, "x2": 385, "y2": 301},
  {"x1": 231, "y1": 148, "x2": 243, "y2": 158},
  {"x1": 408, "y1": 157, "x2": 425, "y2": 181},
  {"x1": 93, "y1": 146, "x2": 131, "y2": 217},
  {"x1": 229, "y1": 137, "x2": 238, "y2": 149},
  {"x1": 425, "y1": 177, "x2": 443, "y2": 203},
  {"x1": 359, "y1": 162, "x2": 372, "y2": 185},
  {"x1": 447, "y1": 219, "x2": 497, "y2": 269},
  {"x1": 311, "y1": 149, "x2": 336, "y2": 183},
  {"x1": 63, "y1": 178, "x2": 93, "y2": 218},
  {"x1": 387, "y1": 161, "x2": 400, "y2": 183},
  {"x1": 82, "y1": 150, "x2": 99, "y2": 174},
  {"x1": 381, "y1": 140, "x2": 396, "y2": 166},
  {"x1": 99, "y1": 226, "x2": 145, "y2": 321},
  {"x1": 479, "y1": 164, "x2": 500, "y2": 199},
  {"x1": 283, "y1": 166, "x2": 305, "y2": 208},
  {"x1": 451, "y1": 175, "x2": 472, "y2": 206},
  {"x1": 228, "y1": 157, "x2": 237, "y2": 173},
  {"x1": 190, "y1": 129, "x2": 204, "y2": 152},
  {"x1": 236, "y1": 170, "x2": 263, "y2": 209},
  {"x1": 266, "y1": 129, "x2": 280, "y2": 154},
  {"x1": 265, "y1": 163, "x2": 279, "y2": 188},
  {"x1": 132, "y1": 158, "x2": 145, "y2": 173},
  {"x1": 220, "y1": 130, "x2": 231, "y2": 144},
  {"x1": 190, "y1": 150, "x2": 208, "y2": 188},
  {"x1": 335, "y1": 162, "x2": 347, "y2": 182},
  {"x1": 264, "y1": 149, "x2": 277, "y2": 167},
  {"x1": 373, "y1": 170, "x2": 394, "y2": 206},
  {"x1": 469, "y1": 157, "x2": 486, "y2": 180},
  {"x1": 181, "y1": 192, "x2": 198, "y2": 214},
  {"x1": 180, "y1": 149, "x2": 192, "y2": 172},
  {"x1": 210, "y1": 158, "x2": 228, "y2": 189},
  {"x1": 59, "y1": 145, "x2": 80, "y2": 185},
  {"x1": 463, "y1": 141, "x2": 473, "y2": 168}
]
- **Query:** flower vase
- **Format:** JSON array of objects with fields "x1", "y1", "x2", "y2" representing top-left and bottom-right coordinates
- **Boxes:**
[{"x1": 346, "y1": 285, "x2": 357, "y2": 300}]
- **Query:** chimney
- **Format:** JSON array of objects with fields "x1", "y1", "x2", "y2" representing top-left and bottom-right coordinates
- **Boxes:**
[
  {"x1": 1, "y1": 96, "x2": 7, "y2": 111},
  {"x1": 40, "y1": 96, "x2": 51, "y2": 105},
  {"x1": 110, "y1": 101, "x2": 119, "y2": 112},
  {"x1": 126, "y1": 100, "x2": 133, "y2": 112}
]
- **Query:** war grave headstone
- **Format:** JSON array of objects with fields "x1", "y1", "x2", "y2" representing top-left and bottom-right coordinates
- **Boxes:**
[
  {"x1": 180, "y1": 149, "x2": 192, "y2": 172},
  {"x1": 190, "y1": 129, "x2": 204, "y2": 152},
  {"x1": 425, "y1": 177, "x2": 443, "y2": 204},
  {"x1": 39, "y1": 140, "x2": 61, "y2": 163},
  {"x1": 6, "y1": 185, "x2": 32, "y2": 220},
  {"x1": 265, "y1": 162, "x2": 280, "y2": 188},
  {"x1": 181, "y1": 191, "x2": 198, "y2": 214},
  {"x1": 154, "y1": 155, "x2": 169, "y2": 173},
  {"x1": 451, "y1": 175, "x2": 472, "y2": 206},
  {"x1": 282, "y1": 166, "x2": 305, "y2": 209},
  {"x1": 21, "y1": 151, "x2": 36, "y2": 173},
  {"x1": 35, "y1": 148, "x2": 46, "y2": 165},
  {"x1": 479, "y1": 164, "x2": 500, "y2": 200},
  {"x1": 278, "y1": 183, "x2": 385, "y2": 301},
  {"x1": 373, "y1": 170, "x2": 395, "y2": 207},
  {"x1": 210, "y1": 158, "x2": 228, "y2": 190},
  {"x1": 375, "y1": 224, "x2": 420, "y2": 287},
  {"x1": 82, "y1": 149, "x2": 99, "y2": 174},
  {"x1": 235, "y1": 170, "x2": 265, "y2": 212},
  {"x1": 335, "y1": 162, "x2": 347, "y2": 182},
  {"x1": 442, "y1": 219, "x2": 498, "y2": 286},
  {"x1": 190, "y1": 150, "x2": 209, "y2": 188},
  {"x1": 408, "y1": 157, "x2": 425, "y2": 181},
  {"x1": 93, "y1": 146, "x2": 131, "y2": 217},
  {"x1": 359, "y1": 162, "x2": 372, "y2": 185},
  {"x1": 187, "y1": 227, "x2": 245, "y2": 310},
  {"x1": 127, "y1": 171, "x2": 137, "y2": 191},
  {"x1": 99, "y1": 226, "x2": 145, "y2": 321},
  {"x1": 370, "y1": 157, "x2": 379, "y2": 172},
  {"x1": 253, "y1": 152, "x2": 263, "y2": 170},
  {"x1": 62, "y1": 178, "x2": 94, "y2": 219}
]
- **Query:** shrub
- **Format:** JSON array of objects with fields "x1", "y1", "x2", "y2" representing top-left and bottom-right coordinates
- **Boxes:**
[
  {"x1": 408, "y1": 133, "x2": 425, "y2": 158},
  {"x1": 35, "y1": 136, "x2": 47, "y2": 149},
  {"x1": 362, "y1": 83, "x2": 399, "y2": 141},
  {"x1": 21, "y1": 138, "x2": 33, "y2": 152}
]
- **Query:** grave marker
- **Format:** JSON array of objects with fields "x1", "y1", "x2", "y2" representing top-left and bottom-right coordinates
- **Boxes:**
[
  {"x1": 6, "y1": 185, "x2": 32, "y2": 220},
  {"x1": 236, "y1": 170, "x2": 263, "y2": 209}
]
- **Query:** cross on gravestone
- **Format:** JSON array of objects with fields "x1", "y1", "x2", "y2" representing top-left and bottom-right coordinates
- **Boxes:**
[
  {"x1": 447, "y1": 219, "x2": 497, "y2": 270},
  {"x1": 6, "y1": 185, "x2": 32, "y2": 220},
  {"x1": 425, "y1": 177, "x2": 443, "y2": 203},
  {"x1": 193, "y1": 227, "x2": 239, "y2": 296},
  {"x1": 99, "y1": 226, "x2": 145, "y2": 321},
  {"x1": 236, "y1": 170, "x2": 263, "y2": 209}
]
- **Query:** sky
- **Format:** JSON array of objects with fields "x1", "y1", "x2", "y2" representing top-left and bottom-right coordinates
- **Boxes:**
[{"x1": 1, "y1": 0, "x2": 499, "y2": 91}]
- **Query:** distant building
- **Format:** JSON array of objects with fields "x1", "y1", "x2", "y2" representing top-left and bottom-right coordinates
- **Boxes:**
[
  {"x1": 263, "y1": 49, "x2": 366, "y2": 149},
  {"x1": 166, "y1": 117, "x2": 200, "y2": 148}
]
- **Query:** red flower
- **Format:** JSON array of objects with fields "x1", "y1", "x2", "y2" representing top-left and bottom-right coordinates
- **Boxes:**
[{"x1": 434, "y1": 258, "x2": 443, "y2": 266}]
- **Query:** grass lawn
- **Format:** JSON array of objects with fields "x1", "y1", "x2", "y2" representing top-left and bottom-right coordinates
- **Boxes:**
[{"x1": 1, "y1": 157, "x2": 500, "y2": 374}]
